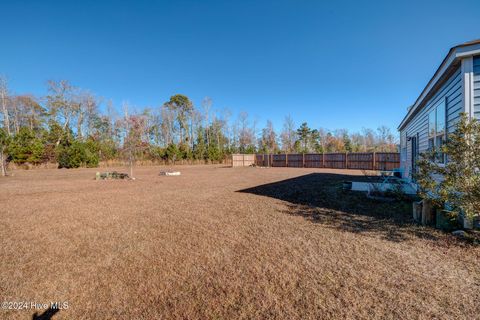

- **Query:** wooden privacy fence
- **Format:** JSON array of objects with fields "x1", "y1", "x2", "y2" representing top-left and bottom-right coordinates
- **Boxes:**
[
  {"x1": 232, "y1": 154, "x2": 256, "y2": 167},
  {"x1": 253, "y1": 152, "x2": 400, "y2": 170}
]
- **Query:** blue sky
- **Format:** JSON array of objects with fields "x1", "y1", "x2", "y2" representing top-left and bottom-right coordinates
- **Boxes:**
[{"x1": 1, "y1": 0, "x2": 479, "y2": 134}]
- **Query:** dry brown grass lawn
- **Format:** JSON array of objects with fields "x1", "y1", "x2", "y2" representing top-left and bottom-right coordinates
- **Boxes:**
[{"x1": 0, "y1": 166, "x2": 479, "y2": 319}]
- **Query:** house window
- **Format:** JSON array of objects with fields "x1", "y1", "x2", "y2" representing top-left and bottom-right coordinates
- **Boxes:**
[{"x1": 427, "y1": 100, "x2": 446, "y2": 163}]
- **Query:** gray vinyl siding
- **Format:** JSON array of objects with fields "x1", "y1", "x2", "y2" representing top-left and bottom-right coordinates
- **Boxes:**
[
  {"x1": 474, "y1": 56, "x2": 480, "y2": 118},
  {"x1": 400, "y1": 66, "x2": 463, "y2": 178}
]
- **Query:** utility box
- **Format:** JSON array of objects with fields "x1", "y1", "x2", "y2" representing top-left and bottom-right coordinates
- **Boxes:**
[
  {"x1": 412, "y1": 201, "x2": 422, "y2": 223},
  {"x1": 421, "y1": 200, "x2": 435, "y2": 226},
  {"x1": 436, "y1": 210, "x2": 458, "y2": 231}
]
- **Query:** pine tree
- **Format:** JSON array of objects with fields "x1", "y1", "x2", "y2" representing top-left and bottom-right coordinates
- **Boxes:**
[{"x1": 296, "y1": 122, "x2": 311, "y2": 153}]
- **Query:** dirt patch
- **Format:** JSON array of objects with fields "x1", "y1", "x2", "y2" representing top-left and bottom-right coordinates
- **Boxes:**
[{"x1": 1, "y1": 166, "x2": 479, "y2": 319}]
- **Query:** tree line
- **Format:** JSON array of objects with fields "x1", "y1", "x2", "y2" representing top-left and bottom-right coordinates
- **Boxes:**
[{"x1": 0, "y1": 77, "x2": 398, "y2": 173}]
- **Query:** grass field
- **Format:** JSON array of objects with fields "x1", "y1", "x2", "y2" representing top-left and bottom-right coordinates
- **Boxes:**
[{"x1": 1, "y1": 166, "x2": 479, "y2": 319}]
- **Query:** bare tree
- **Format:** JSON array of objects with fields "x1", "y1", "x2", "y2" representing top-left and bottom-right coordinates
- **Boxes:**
[
  {"x1": 350, "y1": 132, "x2": 364, "y2": 152},
  {"x1": 191, "y1": 108, "x2": 203, "y2": 149},
  {"x1": 252, "y1": 115, "x2": 259, "y2": 150},
  {"x1": 46, "y1": 80, "x2": 79, "y2": 145},
  {"x1": 0, "y1": 76, "x2": 11, "y2": 136},
  {"x1": 0, "y1": 128, "x2": 8, "y2": 176},
  {"x1": 106, "y1": 99, "x2": 118, "y2": 140},
  {"x1": 75, "y1": 90, "x2": 98, "y2": 140},
  {"x1": 10, "y1": 97, "x2": 20, "y2": 134},
  {"x1": 231, "y1": 119, "x2": 239, "y2": 153},
  {"x1": 260, "y1": 120, "x2": 278, "y2": 153},
  {"x1": 202, "y1": 97, "x2": 212, "y2": 148},
  {"x1": 376, "y1": 125, "x2": 397, "y2": 151},
  {"x1": 85, "y1": 93, "x2": 99, "y2": 138},
  {"x1": 317, "y1": 128, "x2": 328, "y2": 152},
  {"x1": 238, "y1": 111, "x2": 254, "y2": 152},
  {"x1": 160, "y1": 104, "x2": 175, "y2": 146},
  {"x1": 221, "y1": 107, "x2": 232, "y2": 151},
  {"x1": 280, "y1": 115, "x2": 296, "y2": 153},
  {"x1": 362, "y1": 127, "x2": 376, "y2": 152},
  {"x1": 123, "y1": 103, "x2": 133, "y2": 177},
  {"x1": 122, "y1": 103, "x2": 150, "y2": 178},
  {"x1": 14, "y1": 95, "x2": 44, "y2": 130}
]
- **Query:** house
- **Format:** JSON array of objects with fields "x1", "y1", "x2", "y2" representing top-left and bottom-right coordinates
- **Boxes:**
[{"x1": 398, "y1": 40, "x2": 480, "y2": 179}]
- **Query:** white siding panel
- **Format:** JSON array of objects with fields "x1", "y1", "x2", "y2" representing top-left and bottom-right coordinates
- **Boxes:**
[
  {"x1": 474, "y1": 88, "x2": 480, "y2": 98},
  {"x1": 400, "y1": 66, "x2": 463, "y2": 178}
]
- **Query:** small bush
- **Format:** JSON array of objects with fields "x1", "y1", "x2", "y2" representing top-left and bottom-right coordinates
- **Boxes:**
[
  {"x1": 57, "y1": 139, "x2": 99, "y2": 169},
  {"x1": 165, "y1": 143, "x2": 181, "y2": 162}
]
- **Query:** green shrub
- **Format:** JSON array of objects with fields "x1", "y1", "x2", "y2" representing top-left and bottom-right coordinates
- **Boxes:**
[
  {"x1": 57, "y1": 139, "x2": 99, "y2": 168},
  {"x1": 207, "y1": 145, "x2": 223, "y2": 161},
  {"x1": 165, "y1": 143, "x2": 181, "y2": 161},
  {"x1": 98, "y1": 139, "x2": 117, "y2": 162},
  {"x1": 57, "y1": 141, "x2": 83, "y2": 168},
  {"x1": 149, "y1": 146, "x2": 166, "y2": 161},
  {"x1": 8, "y1": 127, "x2": 45, "y2": 165}
]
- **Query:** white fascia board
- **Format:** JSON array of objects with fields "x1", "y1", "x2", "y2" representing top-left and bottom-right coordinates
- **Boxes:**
[{"x1": 456, "y1": 43, "x2": 480, "y2": 58}]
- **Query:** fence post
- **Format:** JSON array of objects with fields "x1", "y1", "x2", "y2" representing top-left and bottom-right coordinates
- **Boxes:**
[
  {"x1": 372, "y1": 152, "x2": 376, "y2": 170},
  {"x1": 302, "y1": 153, "x2": 305, "y2": 168},
  {"x1": 345, "y1": 152, "x2": 348, "y2": 169},
  {"x1": 242, "y1": 154, "x2": 245, "y2": 167},
  {"x1": 322, "y1": 152, "x2": 325, "y2": 168},
  {"x1": 285, "y1": 153, "x2": 288, "y2": 167}
]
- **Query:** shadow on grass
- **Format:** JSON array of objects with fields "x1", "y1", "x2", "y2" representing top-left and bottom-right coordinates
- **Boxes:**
[
  {"x1": 238, "y1": 173, "x2": 440, "y2": 243},
  {"x1": 32, "y1": 307, "x2": 60, "y2": 320}
]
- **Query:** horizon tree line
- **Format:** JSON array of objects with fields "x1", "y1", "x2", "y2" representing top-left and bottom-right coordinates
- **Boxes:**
[{"x1": 0, "y1": 77, "x2": 398, "y2": 173}]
